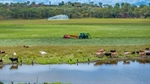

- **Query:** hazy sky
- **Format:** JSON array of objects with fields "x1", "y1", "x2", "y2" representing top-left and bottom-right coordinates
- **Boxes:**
[{"x1": 0, "y1": 0, "x2": 149, "y2": 6}]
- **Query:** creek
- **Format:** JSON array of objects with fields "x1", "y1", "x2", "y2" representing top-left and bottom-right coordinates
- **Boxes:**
[{"x1": 0, "y1": 60, "x2": 150, "y2": 84}]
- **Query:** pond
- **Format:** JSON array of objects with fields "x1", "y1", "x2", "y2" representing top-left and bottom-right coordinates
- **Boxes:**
[{"x1": 0, "y1": 60, "x2": 150, "y2": 84}]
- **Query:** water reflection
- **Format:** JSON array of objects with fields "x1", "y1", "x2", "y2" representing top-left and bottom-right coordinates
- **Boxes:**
[
  {"x1": 94, "y1": 60, "x2": 118, "y2": 66},
  {"x1": 123, "y1": 60, "x2": 130, "y2": 64},
  {"x1": 0, "y1": 65, "x2": 3, "y2": 69},
  {"x1": 0, "y1": 60, "x2": 150, "y2": 84},
  {"x1": 94, "y1": 59, "x2": 150, "y2": 66},
  {"x1": 137, "y1": 59, "x2": 150, "y2": 64},
  {"x1": 9, "y1": 64, "x2": 18, "y2": 70}
]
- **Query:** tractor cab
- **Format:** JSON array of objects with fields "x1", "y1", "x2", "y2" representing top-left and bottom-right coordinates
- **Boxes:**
[{"x1": 79, "y1": 33, "x2": 91, "y2": 39}]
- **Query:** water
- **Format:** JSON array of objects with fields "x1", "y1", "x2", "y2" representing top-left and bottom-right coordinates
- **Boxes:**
[{"x1": 0, "y1": 61, "x2": 150, "y2": 84}]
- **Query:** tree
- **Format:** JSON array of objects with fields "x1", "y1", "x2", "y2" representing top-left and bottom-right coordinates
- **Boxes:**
[
  {"x1": 139, "y1": 5, "x2": 150, "y2": 18},
  {"x1": 114, "y1": 3, "x2": 120, "y2": 8},
  {"x1": 0, "y1": 1, "x2": 149, "y2": 19},
  {"x1": 113, "y1": 3, "x2": 120, "y2": 18},
  {"x1": 99, "y1": 2, "x2": 102, "y2": 8},
  {"x1": 133, "y1": 8, "x2": 140, "y2": 18},
  {"x1": 120, "y1": 3, "x2": 131, "y2": 17},
  {"x1": 139, "y1": 4, "x2": 146, "y2": 8},
  {"x1": 38, "y1": 2, "x2": 44, "y2": 6},
  {"x1": 90, "y1": 2, "x2": 94, "y2": 6},
  {"x1": 67, "y1": 1, "x2": 72, "y2": 5},
  {"x1": 49, "y1": 1, "x2": 51, "y2": 6},
  {"x1": 121, "y1": 2, "x2": 124, "y2": 7},
  {"x1": 103, "y1": 4, "x2": 111, "y2": 8},
  {"x1": 31, "y1": 1, "x2": 36, "y2": 6},
  {"x1": 59, "y1": 1, "x2": 64, "y2": 6},
  {"x1": 4, "y1": 3, "x2": 9, "y2": 7},
  {"x1": 10, "y1": 3, "x2": 14, "y2": 7},
  {"x1": 22, "y1": 2, "x2": 28, "y2": 7},
  {"x1": 27, "y1": 1, "x2": 30, "y2": 5}
]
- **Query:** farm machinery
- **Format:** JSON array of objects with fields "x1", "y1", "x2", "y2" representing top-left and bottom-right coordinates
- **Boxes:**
[
  {"x1": 63, "y1": 35, "x2": 78, "y2": 39},
  {"x1": 63, "y1": 33, "x2": 91, "y2": 39},
  {"x1": 79, "y1": 33, "x2": 91, "y2": 39}
]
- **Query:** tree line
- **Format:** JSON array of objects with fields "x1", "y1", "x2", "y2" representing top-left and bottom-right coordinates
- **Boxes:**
[{"x1": 0, "y1": 1, "x2": 150, "y2": 19}]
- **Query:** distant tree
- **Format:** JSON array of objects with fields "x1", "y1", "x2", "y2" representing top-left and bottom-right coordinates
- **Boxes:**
[
  {"x1": 22, "y1": 2, "x2": 28, "y2": 7},
  {"x1": 0, "y1": 3, "x2": 3, "y2": 7},
  {"x1": 99, "y1": 2, "x2": 103, "y2": 8},
  {"x1": 82, "y1": 3, "x2": 90, "y2": 7},
  {"x1": 113, "y1": 3, "x2": 120, "y2": 18},
  {"x1": 114, "y1": 3, "x2": 120, "y2": 8},
  {"x1": 27, "y1": 1, "x2": 30, "y2": 5},
  {"x1": 10, "y1": 3, "x2": 14, "y2": 7},
  {"x1": 38, "y1": 2, "x2": 44, "y2": 5},
  {"x1": 120, "y1": 3, "x2": 131, "y2": 17},
  {"x1": 4, "y1": 3, "x2": 9, "y2": 7},
  {"x1": 130, "y1": 4, "x2": 138, "y2": 17},
  {"x1": 139, "y1": 4, "x2": 146, "y2": 8},
  {"x1": 67, "y1": 1, "x2": 72, "y2": 5},
  {"x1": 90, "y1": 2, "x2": 94, "y2": 6},
  {"x1": 121, "y1": 2, "x2": 124, "y2": 7},
  {"x1": 0, "y1": 1, "x2": 150, "y2": 19},
  {"x1": 31, "y1": 1, "x2": 36, "y2": 6},
  {"x1": 133, "y1": 8, "x2": 140, "y2": 18},
  {"x1": 139, "y1": 5, "x2": 150, "y2": 18},
  {"x1": 49, "y1": 1, "x2": 51, "y2": 6},
  {"x1": 59, "y1": 1, "x2": 64, "y2": 6},
  {"x1": 103, "y1": 4, "x2": 111, "y2": 8}
]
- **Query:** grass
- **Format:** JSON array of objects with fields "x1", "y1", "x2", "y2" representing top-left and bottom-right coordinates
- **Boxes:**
[
  {"x1": 0, "y1": 38, "x2": 150, "y2": 46},
  {"x1": 0, "y1": 45, "x2": 150, "y2": 64},
  {"x1": 0, "y1": 18, "x2": 150, "y2": 64},
  {"x1": 1, "y1": 18, "x2": 150, "y2": 25}
]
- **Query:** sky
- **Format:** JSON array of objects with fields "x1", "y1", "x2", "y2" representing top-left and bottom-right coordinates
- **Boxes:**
[{"x1": 0, "y1": 0, "x2": 149, "y2": 6}]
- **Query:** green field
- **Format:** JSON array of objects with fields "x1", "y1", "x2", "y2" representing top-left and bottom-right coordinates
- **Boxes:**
[
  {"x1": 0, "y1": 18, "x2": 150, "y2": 46},
  {"x1": 0, "y1": 18, "x2": 150, "y2": 64}
]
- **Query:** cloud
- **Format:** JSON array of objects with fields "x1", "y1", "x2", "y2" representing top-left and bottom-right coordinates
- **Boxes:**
[{"x1": 0, "y1": 0, "x2": 14, "y2": 3}]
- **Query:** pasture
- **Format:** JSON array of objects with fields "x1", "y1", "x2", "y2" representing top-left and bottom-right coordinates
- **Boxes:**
[{"x1": 0, "y1": 18, "x2": 150, "y2": 64}]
